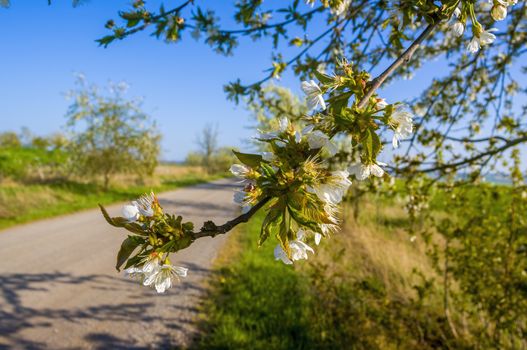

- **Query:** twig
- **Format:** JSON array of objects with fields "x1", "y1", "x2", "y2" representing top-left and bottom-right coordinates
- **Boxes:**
[
  {"x1": 418, "y1": 135, "x2": 527, "y2": 174},
  {"x1": 357, "y1": 18, "x2": 440, "y2": 109},
  {"x1": 192, "y1": 196, "x2": 271, "y2": 239}
]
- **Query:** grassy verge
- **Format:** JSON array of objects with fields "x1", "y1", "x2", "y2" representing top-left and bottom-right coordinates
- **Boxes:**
[
  {"x1": 0, "y1": 165, "x2": 226, "y2": 230},
  {"x1": 194, "y1": 195, "x2": 463, "y2": 349}
]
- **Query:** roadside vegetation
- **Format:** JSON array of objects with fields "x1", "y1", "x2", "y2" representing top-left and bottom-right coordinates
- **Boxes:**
[
  {"x1": 0, "y1": 164, "x2": 223, "y2": 230},
  {"x1": 195, "y1": 179, "x2": 527, "y2": 350},
  {"x1": 0, "y1": 77, "x2": 233, "y2": 230}
]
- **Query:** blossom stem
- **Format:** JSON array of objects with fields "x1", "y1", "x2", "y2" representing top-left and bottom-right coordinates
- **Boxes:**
[{"x1": 357, "y1": 17, "x2": 440, "y2": 109}]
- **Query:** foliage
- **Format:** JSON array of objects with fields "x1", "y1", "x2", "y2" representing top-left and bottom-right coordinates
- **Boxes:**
[
  {"x1": 92, "y1": 0, "x2": 526, "y2": 182},
  {"x1": 193, "y1": 123, "x2": 235, "y2": 174},
  {"x1": 246, "y1": 85, "x2": 308, "y2": 140},
  {"x1": 185, "y1": 147, "x2": 237, "y2": 175},
  {"x1": 195, "y1": 204, "x2": 469, "y2": 349},
  {"x1": 422, "y1": 154, "x2": 527, "y2": 348},
  {"x1": 0, "y1": 131, "x2": 22, "y2": 148},
  {"x1": 65, "y1": 76, "x2": 161, "y2": 189},
  {"x1": 0, "y1": 131, "x2": 68, "y2": 182}
]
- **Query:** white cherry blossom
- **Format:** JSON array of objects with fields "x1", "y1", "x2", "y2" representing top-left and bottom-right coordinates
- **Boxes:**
[
  {"x1": 348, "y1": 162, "x2": 386, "y2": 180},
  {"x1": 230, "y1": 164, "x2": 250, "y2": 178},
  {"x1": 143, "y1": 264, "x2": 188, "y2": 293},
  {"x1": 133, "y1": 192, "x2": 155, "y2": 217},
  {"x1": 307, "y1": 170, "x2": 351, "y2": 205},
  {"x1": 301, "y1": 80, "x2": 326, "y2": 110},
  {"x1": 389, "y1": 106, "x2": 414, "y2": 148},
  {"x1": 274, "y1": 230, "x2": 315, "y2": 264},
  {"x1": 305, "y1": 130, "x2": 338, "y2": 156},
  {"x1": 122, "y1": 204, "x2": 140, "y2": 222}
]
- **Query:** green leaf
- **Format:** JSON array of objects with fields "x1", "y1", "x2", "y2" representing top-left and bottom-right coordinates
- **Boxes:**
[
  {"x1": 99, "y1": 204, "x2": 129, "y2": 228},
  {"x1": 123, "y1": 250, "x2": 145, "y2": 270},
  {"x1": 232, "y1": 150, "x2": 262, "y2": 168},
  {"x1": 287, "y1": 205, "x2": 320, "y2": 233},
  {"x1": 127, "y1": 18, "x2": 140, "y2": 28},
  {"x1": 370, "y1": 128, "x2": 382, "y2": 159},
  {"x1": 259, "y1": 208, "x2": 283, "y2": 246},
  {"x1": 116, "y1": 236, "x2": 143, "y2": 271},
  {"x1": 276, "y1": 212, "x2": 291, "y2": 258},
  {"x1": 314, "y1": 70, "x2": 334, "y2": 84},
  {"x1": 96, "y1": 35, "x2": 116, "y2": 48},
  {"x1": 123, "y1": 222, "x2": 148, "y2": 235}
]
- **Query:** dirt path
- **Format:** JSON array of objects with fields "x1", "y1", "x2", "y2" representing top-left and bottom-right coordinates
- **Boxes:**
[{"x1": 0, "y1": 178, "x2": 239, "y2": 349}]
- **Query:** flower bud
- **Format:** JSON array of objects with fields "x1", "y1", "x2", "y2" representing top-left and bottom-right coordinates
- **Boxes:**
[
  {"x1": 451, "y1": 21, "x2": 464, "y2": 37},
  {"x1": 491, "y1": 4, "x2": 507, "y2": 21}
]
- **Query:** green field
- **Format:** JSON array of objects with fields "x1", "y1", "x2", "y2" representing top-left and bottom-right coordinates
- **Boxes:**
[
  {"x1": 194, "y1": 182, "x2": 526, "y2": 349},
  {"x1": 0, "y1": 165, "x2": 224, "y2": 230}
]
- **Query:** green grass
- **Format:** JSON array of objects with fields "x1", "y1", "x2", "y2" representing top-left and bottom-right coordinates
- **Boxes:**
[
  {"x1": 194, "y1": 197, "x2": 464, "y2": 349},
  {"x1": 194, "y1": 213, "x2": 314, "y2": 350},
  {"x1": 0, "y1": 171, "x2": 225, "y2": 230}
]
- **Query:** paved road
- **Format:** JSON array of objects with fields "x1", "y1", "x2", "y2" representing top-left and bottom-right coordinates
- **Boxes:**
[{"x1": 0, "y1": 179, "x2": 239, "y2": 349}]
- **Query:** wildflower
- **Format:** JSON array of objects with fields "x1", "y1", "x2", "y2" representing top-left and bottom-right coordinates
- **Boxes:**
[
  {"x1": 305, "y1": 130, "x2": 338, "y2": 156},
  {"x1": 348, "y1": 162, "x2": 386, "y2": 180},
  {"x1": 301, "y1": 80, "x2": 326, "y2": 111},
  {"x1": 143, "y1": 264, "x2": 188, "y2": 293},
  {"x1": 230, "y1": 164, "x2": 250, "y2": 178},
  {"x1": 122, "y1": 204, "x2": 140, "y2": 222},
  {"x1": 307, "y1": 170, "x2": 351, "y2": 205},
  {"x1": 274, "y1": 231, "x2": 315, "y2": 265},
  {"x1": 389, "y1": 106, "x2": 414, "y2": 148},
  {"x1": 133, "y1": 192, "x2": 156, "y2": 217}
]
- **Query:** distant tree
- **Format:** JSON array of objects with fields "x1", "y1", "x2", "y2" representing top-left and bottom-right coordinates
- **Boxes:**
[
  {"x1": 0, "y1": 132, "x2": 21, "y2": 148},
  {"x1": 65, "y1": 76, "x2": 160, "y2": 190},
  {"x1": 196, "y1": 123, "x2": 219, "y2": 174},
  {"x1": 186, "y1": 146, "x2": 237, "y2": 174}
]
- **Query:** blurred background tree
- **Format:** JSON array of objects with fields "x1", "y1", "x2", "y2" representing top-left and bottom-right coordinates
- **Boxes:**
[
  {"x1": 186, "y1": 123, "x2": 237, "y2": 175},
  {"x1": 65, "y1": 76, "x2": 160, "y2": 190}
]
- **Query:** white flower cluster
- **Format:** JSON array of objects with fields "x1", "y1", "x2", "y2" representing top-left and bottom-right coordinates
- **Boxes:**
[
  {"x1": 304, "y1": 0, "x2": 351, "y2": 17},
  {"x1": 125, "y1": 253, "x2": 188, "y2": 293},
  {"x1": 120, "y1": 194, "x2": 188, "y2": 293},
  {"x1": 300, "y1": 79, "x2": 414, "y2": 181},
  {"x1": 449, "y1": 1, "x2": 517, "y2": 54}
]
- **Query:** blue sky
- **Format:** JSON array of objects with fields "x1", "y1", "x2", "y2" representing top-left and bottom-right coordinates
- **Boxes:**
[{"x1": 0, "y1": 1, "x2": 479, "y2": 161}]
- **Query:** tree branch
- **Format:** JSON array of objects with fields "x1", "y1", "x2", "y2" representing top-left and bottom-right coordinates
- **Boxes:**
[
  {"x1": 192, "y1": 196, "x2": 271, "y2": 239},
  {"x1": 357, "y1": 18, "x2": 440, "y2": 109},
  {"x1": 418, "y1": 135, "x2": 527, "y2": 174}
]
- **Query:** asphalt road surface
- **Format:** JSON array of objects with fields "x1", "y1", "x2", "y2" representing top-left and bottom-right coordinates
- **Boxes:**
[{"x1": 0, "y1": 178, "x2": 239, "y2": 349}]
